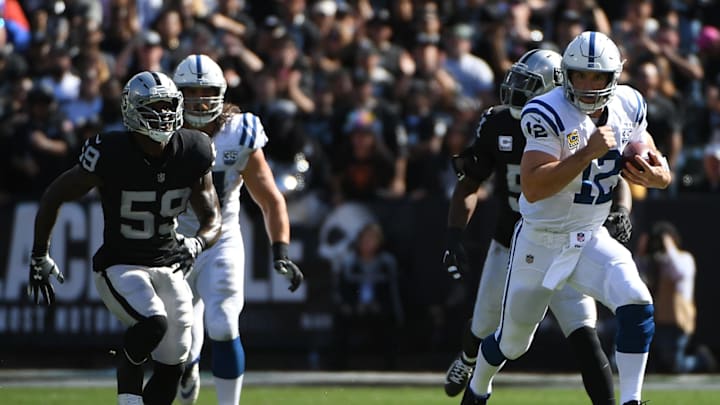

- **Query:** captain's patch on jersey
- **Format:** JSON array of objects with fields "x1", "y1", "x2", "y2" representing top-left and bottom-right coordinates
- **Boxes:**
[
  {"x1": 498, "y1": 135, "x2": 513, "y2": 152},
  {"x1": 566, "y1": 130, "x2": 579, "y2": 150}
]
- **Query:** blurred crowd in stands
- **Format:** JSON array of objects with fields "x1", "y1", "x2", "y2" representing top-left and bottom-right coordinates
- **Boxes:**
[
  {"x1": 2, "y1": 0, "x2": 720, "y2": 373},
  {"x1": 3, "y1": 0, "x2": 720, "y2": 206}
]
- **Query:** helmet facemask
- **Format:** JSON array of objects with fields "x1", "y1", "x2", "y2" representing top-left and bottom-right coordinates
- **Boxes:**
[
  {"x1": 173, "y1": 54, "x2": 228, "y2": 128},
  {"x1": 500, "y1": 49, "x2": 563, "y2": 119},
  {"x1": 560, "y1": 31, "x2": 624, "y2": 114},
  {"x1": 563, "y1": 69, "x2": 618, "y2": 113},
  {"x1": 179, "y1": 86, "x2": 225, "y2": 127},
  {"x1": 501, "y1": 65, "x2": 547, "y2": 119},
  {"x1": 121, "y1": 71, "x2": 184, "y2": 143}
]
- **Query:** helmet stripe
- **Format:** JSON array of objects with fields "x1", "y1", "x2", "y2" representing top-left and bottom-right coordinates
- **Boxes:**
[
  {"x1": 195, "y1": 55, "x2": 203, "y2": 80},
  {"x1": 588, "y1": 31, "x2": 596, "y2": 66},
  {"x1": 150, "y1": 72, "x2": 162, "y2": 85},
  {"x1": 518, "y1": 49, "x2": 539, "y2": 64}
]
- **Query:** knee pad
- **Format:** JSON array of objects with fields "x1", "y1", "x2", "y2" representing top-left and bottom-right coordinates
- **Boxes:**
[
  {"x1": 481, "y1": 333, "x2": 508, "y2": 366},
  {"x1": 615, "y1": 304, "x2": 654, "y2": 353},
  {"x1": 124, "y1": 315, "x2": 168, "y2": 364},
  {"x1": 142, "y1": 361, "x2": 184, "y2": 405},
  {"x1": 211, "y1": 337, "x2": 246, "y2": 379},
  {"x1": 205, "y1": 308, "x2": 240, "y2": 342}
]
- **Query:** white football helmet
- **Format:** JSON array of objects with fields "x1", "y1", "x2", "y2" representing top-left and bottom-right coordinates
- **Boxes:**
[
  {"x1": 173, "y1": 54, "x2": 227, "y2": 127},
  {"x1": 121, "y1": 71, "x2": 184, "y2": 143},
  {"x1": 561, "y1": 31, "x2": 624, "y2": 113},
  {"x1": 500, "y1": 49, "x2": 563, "y2": 119}
]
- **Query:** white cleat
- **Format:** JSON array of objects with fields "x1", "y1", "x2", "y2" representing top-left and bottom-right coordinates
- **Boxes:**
[{"x1": 177, "y1": 361, "x2": 200, "y2": 405}]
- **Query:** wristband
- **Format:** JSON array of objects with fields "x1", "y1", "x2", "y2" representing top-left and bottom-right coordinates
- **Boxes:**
[{"x1": 272, "y1": 242, "x2": 289, "y2": 260}]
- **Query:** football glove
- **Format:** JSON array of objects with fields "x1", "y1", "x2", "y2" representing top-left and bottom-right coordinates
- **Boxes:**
[
  {"x1": 272, "y1": 242, "x2": 304, "y2": 292},
  {"x1": 443, "y1": 227, "x2": 468, "y2": 281},
  {"x1": 27, "y1": 254, "x2": 65, "y2": 306},
  {"x1": 604, "y1": 206, "x2": 632, "y2": 244},
  {"x1": 170, "y1": 235, "x2": 206, "y2": 277}
]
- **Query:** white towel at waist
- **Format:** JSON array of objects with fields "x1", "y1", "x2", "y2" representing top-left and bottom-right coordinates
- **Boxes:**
[{"x1": 540, "y1": 230, "x2": 592, "y2": 290}]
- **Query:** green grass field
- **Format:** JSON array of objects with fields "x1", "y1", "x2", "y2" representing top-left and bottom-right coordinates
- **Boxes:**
[{"x1": 2, "y1": 386, "x2": 718, "y2": 405}]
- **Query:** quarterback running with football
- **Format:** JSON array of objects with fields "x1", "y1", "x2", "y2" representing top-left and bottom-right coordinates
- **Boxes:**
[
  {"x1": 28, "y1": 71, "x2": 222, "y2": 405},
  {"x1": 444, "y1": 49, "x2": 632, "y2": 405},
  {"x1": 461, "y1": 32, "x2": 671, "y2": 405},
  {"x1": 173, "y1": 54, "x2": 304, "y2": 405}
]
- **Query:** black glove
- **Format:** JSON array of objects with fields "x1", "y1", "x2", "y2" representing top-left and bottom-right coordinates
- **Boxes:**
[
  {"x1": 170, "y1": 235, "x2": 206, "y2": 277},
  {"x1": 443, "y1": 227, "x2": 468, "y2": 280},
  {"x1": 604, "y1": 206, "x2": 632, "y2": 244},
  {"x1": 272, "y1": 242, "x2": 304, "y2": 292},
  {"x1": 27, "y1": 254, "x2": 65, "y2": 305}
]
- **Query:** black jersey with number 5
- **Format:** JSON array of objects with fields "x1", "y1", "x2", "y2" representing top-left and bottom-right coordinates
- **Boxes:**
[
  {"x1": 463, "y1": 105, "x2": 525, "y2": 248},
  {"x1": 78, "y1": 129, "x2": 214, "y2": 271}
]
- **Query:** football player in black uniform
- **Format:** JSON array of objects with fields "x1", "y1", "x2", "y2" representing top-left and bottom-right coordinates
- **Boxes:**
[
  {"x1": 27, "y1": 71, "x2": 222, "y2": 405},
  {"x1": 442, "y1": 49, "x2": 632, "y2": 405}
]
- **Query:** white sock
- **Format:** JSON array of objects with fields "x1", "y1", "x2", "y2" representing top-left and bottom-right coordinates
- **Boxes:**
[
  {"x1": 468, "y1": 355, "x2": 504, "y2": 396},
  {"x1": 117, "y1": 393, "x2": 143, "y2": 405},
  {"x1": 214, "y1": 374, "x2": 244, "y2": 405},
  {"x1": 616, "y1": 351, "x2": 648, "y2": 403}
]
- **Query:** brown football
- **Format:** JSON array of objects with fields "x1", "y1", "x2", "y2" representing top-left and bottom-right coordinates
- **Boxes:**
[{"x1": 622, "y1": 141, "x2": 651, "y2": 170}]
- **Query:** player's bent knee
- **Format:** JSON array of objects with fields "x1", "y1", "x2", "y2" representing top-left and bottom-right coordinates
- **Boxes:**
[
  {"x1": 205, "y1": 317, "x2": 238, "y2": 342},
  {"x1": 481, "y1": 333, "x2": 509, "y2": 365},
  {"x1": 615, "y1": 304, "x2": 654, "y2": 353},
  {"x1": 124, "y1": 315, "x2": 168, "y2": 364}
]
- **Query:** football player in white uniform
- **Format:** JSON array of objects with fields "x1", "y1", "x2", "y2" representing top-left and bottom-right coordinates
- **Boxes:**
[
  {"x1": 445, "y1": 49, "x2": 629, "y2": 404},
  {"x1": 461, "y1": 32, "x2": 671, "y2": 405},
  {"x1": 173, "y1": 54, "x2": 304, "y2": 405}
]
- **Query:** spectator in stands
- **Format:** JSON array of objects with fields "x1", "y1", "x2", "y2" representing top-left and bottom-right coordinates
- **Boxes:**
[
  {"x1": 636, "y1": 221, "x2": 717, "y2": 373},
  {"x1": 442, "y1": 23, "x2": 495, "y2": 111},
  {"x1": 332, "y1": 222, "x2": 404, "y2": 369},
  {"x1": 632, "y1": 59, "x2": 683, "y2": 190},
  {"x1": 266, "y1": 34, "x2": 315, "y2": 114},
  {"x1": 330, "y1": 108, "x2": 398, "y2": 204},
  {"x1": 114, "y1": 29, "x2": 169, "y2": 84},
  {"x1": 7, "y1": 83, "x2": 76, "y2": 198}
]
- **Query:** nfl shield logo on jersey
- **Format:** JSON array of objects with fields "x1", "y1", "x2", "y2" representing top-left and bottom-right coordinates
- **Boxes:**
[{"x1": 157, "y1": 172, "x2": 166, "y2": 183}]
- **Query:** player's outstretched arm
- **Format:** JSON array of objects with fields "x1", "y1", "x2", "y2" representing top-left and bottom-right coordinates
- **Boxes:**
[
  {"x1": 189, "y1": 170, "x2": 222, "y2": 250},
  {"x1": 33, "y1": 165, "x2": 100, "y2": 256},
  {"x1": 30, "y1": 165, "x2": 99, "y2": 305},
  {"x1": 604, "y1": 177, "x2": 633, "y2": 243},
  {"x1": 243, "y1": 149, "x2": 303, "y2": 292},
  {"x1": 443, "y1": 177, "x2": 483, "y2": 280}
]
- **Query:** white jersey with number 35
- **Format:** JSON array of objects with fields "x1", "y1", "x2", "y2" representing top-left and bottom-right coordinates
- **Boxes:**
[
  {"x1": 518, "y1": 85, "x2": 647, "y2": 232},
  {"x1": 176, "y1": 112, "x2": 267, "y2": 237}
]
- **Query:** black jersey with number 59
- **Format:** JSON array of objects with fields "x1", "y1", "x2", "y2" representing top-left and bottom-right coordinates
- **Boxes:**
[
  {"x1": 77, "y1": 129, "x2": 214, "y2": 271},
  {"x1": 462, "y1": 105, "x2": 525, "y2": 248}
]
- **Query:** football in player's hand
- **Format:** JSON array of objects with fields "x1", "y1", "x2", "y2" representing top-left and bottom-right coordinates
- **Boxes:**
[{"x1": 622, "y1": 141, "x2": 651, "y2": 170}]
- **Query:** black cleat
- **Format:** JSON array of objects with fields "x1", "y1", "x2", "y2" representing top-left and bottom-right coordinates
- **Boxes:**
[
  {"x1": 460, "y1": 387, "x2": 490, "y2": 405},
  {"x1": 622, "y1": 401, "x2": 649, "y2": 405},
  {"x1": 445, "y1": 354, "x2": 475, "y2": 397}
]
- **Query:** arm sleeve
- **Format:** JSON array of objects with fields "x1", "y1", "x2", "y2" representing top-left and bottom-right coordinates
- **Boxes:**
[
  {"x1": 460, "y1": 108, "x2": 496, "y2": 182},
  {"x1": 628, "y1": 87, "x2": 648, "y2": 142},
  {"x1": 520, "y1": 108, "x2": 562, "y2": 158},
  {"x1": 77, "y1": 134, "x2": 106, "y2": 177}
]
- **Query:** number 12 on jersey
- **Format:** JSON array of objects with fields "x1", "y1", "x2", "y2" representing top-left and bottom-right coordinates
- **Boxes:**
[{"x1": 573, "y1": 150, "x2": 621, "y2": 205}]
